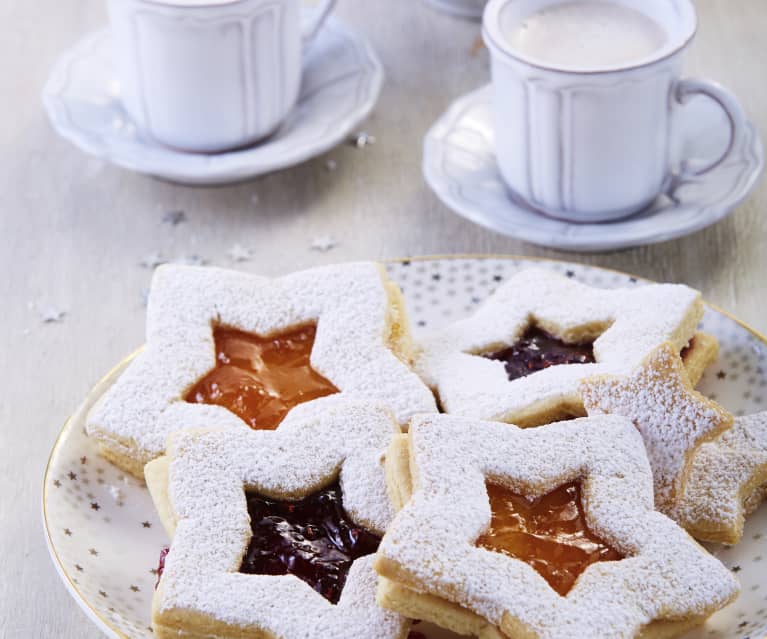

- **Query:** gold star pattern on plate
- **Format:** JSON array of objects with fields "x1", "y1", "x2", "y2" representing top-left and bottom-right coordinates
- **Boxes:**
[
  {"x1": 580, "y1": 342, "x2": 733, "y2": 513},
  {"x1": 671, "y1": 411, "x2": 767, "y2": 545}
]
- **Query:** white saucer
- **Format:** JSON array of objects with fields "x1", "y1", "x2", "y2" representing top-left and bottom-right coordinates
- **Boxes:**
[
  {"x1": 42, "y1": 16, "x2": 383, "y2": 185},
  {"x1": 423, "y1": 0, "x2": 486, "y2": 19},
  {"x1": 423, "y1": 86, "x2": 764, "y2": 252}
]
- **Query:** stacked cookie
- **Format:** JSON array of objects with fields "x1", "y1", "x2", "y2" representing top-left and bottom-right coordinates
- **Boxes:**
[{"x1": 85, "y1": 263, "x2": 767, "y2": 639}]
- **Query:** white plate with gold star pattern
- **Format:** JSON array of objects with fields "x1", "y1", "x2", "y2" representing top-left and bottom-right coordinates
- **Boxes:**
[{"x1": 44, "y1": 257, "x2": 767, "y2": 639}]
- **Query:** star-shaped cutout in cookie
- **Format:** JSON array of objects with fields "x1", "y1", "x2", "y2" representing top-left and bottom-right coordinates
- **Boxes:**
[
  {"x1": 146, "y1": 401, "x2": 409, "y2": 639},
  {"x1": 87, "y1": 263, "x2": 436, "y2": 478},
  {"x1": 375, "y1": 414, "x2": 738, "y2": 639},
  {"x1": 580, "y1": 342, "x2": 733, "y2": 512},
  {"x1": 672, "y1": 411, "x2": 767, "y2": 545}
]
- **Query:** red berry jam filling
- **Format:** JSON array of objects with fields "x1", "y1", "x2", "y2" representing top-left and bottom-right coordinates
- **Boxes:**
[
  {"x1": 240, "y1": 479, "x2": 380, "y2": 604},
  {"x1": 484, "y1": 327, "x2": 595, "y2": 382},
  {"x1": 155, "y1": 547, "x2": 169, "y2": 588}
]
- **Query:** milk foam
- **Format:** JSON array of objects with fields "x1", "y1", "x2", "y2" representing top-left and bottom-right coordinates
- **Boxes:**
[{"x1": 507, "y1": 2, "x2": 668, "y2": 71}]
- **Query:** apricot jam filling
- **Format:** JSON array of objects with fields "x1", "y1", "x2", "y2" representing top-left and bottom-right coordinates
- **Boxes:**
[
  {"x1": 477, "y1": 481, "x2": 623, "y2": 596},
  {"x1": 483, "y1": 327, "x2": 596, "y2": 382},
  {"x1": 185, "y1": 324, "x2": 338, "y2": 431}
]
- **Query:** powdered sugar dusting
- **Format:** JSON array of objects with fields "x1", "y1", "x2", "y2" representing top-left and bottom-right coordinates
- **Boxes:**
[
  {"x1": 581, "y1": 343, "x2": 733, "y2": 512},
  {"x1": 672, "y1": 411, "x2": 767, "y2": 544},
  {"x1": 86, "y1": 263, "x2": 436, "y2": 471},
  {"x1": 416, "y1": 268, "x2": 703, "y2": 424},
  {"x1": 376, "y1": 414, "x2": 738, "y2": 639},
  {"x1": 155, "y1": 401, "x2": 408, "y2": 638}
]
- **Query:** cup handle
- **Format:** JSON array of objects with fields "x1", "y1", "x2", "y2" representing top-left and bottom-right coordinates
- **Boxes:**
[
  {"x1": 667, "y1": 78, "x2": 747, "y2": 202},
  {"x1": 302, "y1": 0, "x2": 336, "y2": 45}
]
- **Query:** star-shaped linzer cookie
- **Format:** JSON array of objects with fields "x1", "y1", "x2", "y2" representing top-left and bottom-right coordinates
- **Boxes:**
[
  {"x1": 374, "y1": 414, "x2": 738, "y2": 639},
  {"x1": 145, "y1": 400, "x2": 409, "y2": 639},
  {"x1": 416, "y1": 267, "x2": 709, "y2": 428},
  {"x1": 580, "y1": 342, "x2": 733, "y2": 513},
  {"x1": 86, "y1": 263, "x2": 436, "y2": 478},
  {"x1": 672, "y1": 411, "x2": 767, "y2": 545}
]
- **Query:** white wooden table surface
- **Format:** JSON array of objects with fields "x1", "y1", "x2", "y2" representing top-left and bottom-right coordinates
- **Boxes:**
[{"x1": 1, "y1": 0, "x2": 765, "y2": 636}]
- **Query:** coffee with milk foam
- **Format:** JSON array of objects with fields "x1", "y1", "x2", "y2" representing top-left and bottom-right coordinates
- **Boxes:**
[{"x1": 506, "y1": 1, "x2": 668, "y2": 71}]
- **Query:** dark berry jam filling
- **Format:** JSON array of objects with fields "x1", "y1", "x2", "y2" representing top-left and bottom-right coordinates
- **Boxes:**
[
  {"x1": 484, "y1": 327, "x2": 595, "y2": 382},
  {"x1": 240, "y1": 479, "x2": 380, "y2": 604}
]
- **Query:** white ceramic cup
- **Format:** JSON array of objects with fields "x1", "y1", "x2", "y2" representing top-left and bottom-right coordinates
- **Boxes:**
[
  {"x1": 107, "y1": 0, "x2": 336, "y2": 152},
  {"x1": 483, "y1": 0, "x2": 748, "y2": 223}
]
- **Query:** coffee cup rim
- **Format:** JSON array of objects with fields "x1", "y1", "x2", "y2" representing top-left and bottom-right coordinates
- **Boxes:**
[{"x1": 482, "y1": 0, "x2": 698, "y2": 76}]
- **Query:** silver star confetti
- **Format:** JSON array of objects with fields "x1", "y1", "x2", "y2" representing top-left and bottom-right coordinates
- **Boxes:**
[
  {"x1": 227, "y1": 244, "x2": 253, "y2": 263},
  {"x1": 162, "y1": 210, "x2": 186, "y2": 226},
  {"x1": 39, "y1": 306, "x2": 67, "y2": 324},
  {"x1": 139, "y1": 252, "x2": 166, "y2": 269},
  {"x1": 173, "y1": 254, "x2": 208, "y2": 267},
  {"x1": 109, "y1": 485, "x2": 124, "y2": 504},
  {"x1": 310, "y1": 235, "x2": 338, "y2": 252},
  {"x1": 351, "y1": 132, "x2": 376, "y2": 148}
]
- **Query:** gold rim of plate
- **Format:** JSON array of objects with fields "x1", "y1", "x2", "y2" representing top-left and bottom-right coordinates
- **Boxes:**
[{"x1": 41, "y1": 254, "x2": 767, "y2": 639}]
